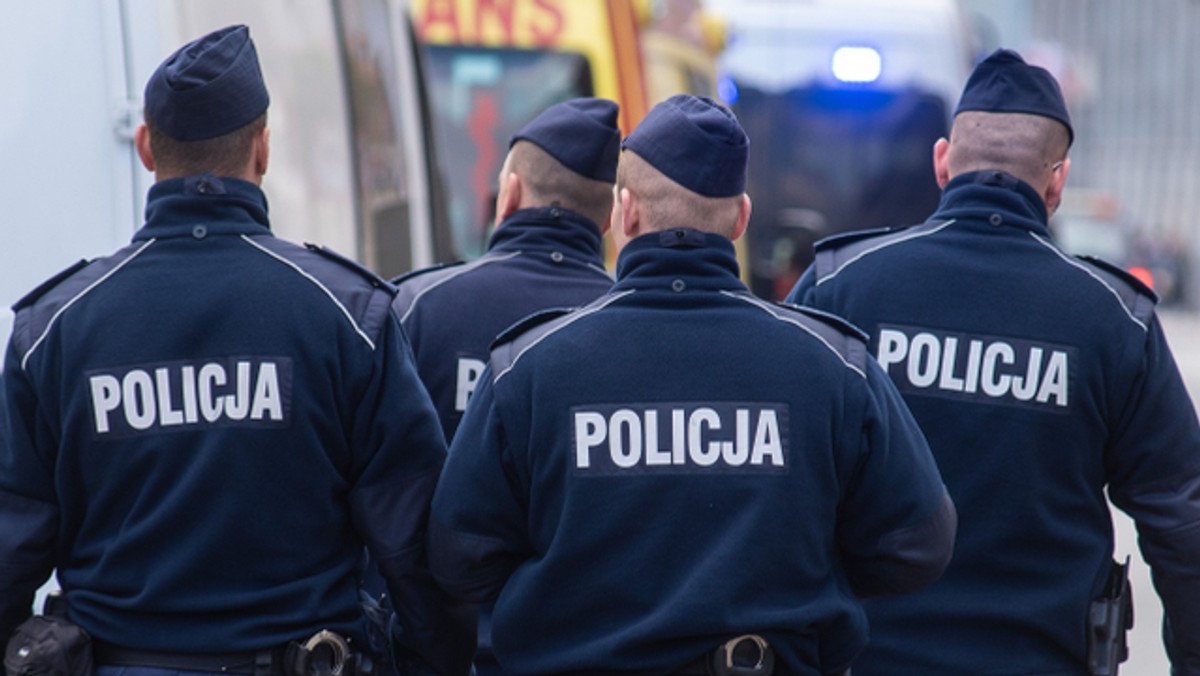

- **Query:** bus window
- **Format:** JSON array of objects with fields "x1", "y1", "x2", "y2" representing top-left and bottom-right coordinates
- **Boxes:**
[
  {"x1": 423, "y1": 45, "x2": 594, "y2": 259},
  {"x1": 411, "y1": 0, "x2": 724, "y2": 266}
]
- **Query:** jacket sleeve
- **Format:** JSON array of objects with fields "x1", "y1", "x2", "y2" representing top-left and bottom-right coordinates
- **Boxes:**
[
  {"x1": 427, "y1": 368, "x2": 531, "y2": 604},
  {"x1": 346, "y1": 311, "x2": 475, "y2": 676},
  {"x1": 836, "y1": 357, "x2": 957, "y2": 598},
  {"x1": 0, "y1": 342, "x2": 58, "y2": 639},
  {"x1": 1105, "y1": 316, "x2": 1200, "y2": 674}
]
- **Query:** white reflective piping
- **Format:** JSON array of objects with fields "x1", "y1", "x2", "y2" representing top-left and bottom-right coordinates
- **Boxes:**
[
  {"x1": 398, "y1": 251, "x2": 521, "y2": 324},
  {"x1": 21, "y1": 239, "x2": 158, "y2": 371},
  {"x1": 240, "y1": 235, "x2": 376, "y2": 350},
  {"x1": 722, "y1": 291, "x2": 866, "y2": 379},
  {"x1": 586, "y1": 262, "x2": 613, "y2": 277},
  {"x1": 818, "y1": 219, "x2": 957, "y2": 285},
  {"x1": 494, "y1": 290, "x2": 634, "y2": 383},
  {"x1": 1030, "y1": 232, "x2": 1147, "y2": 332}
]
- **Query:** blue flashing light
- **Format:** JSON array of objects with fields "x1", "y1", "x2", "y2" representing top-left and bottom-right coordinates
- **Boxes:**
[
  {"x1": 717, "y1": 75, "x2": 740, "y2": 105},
  {"x1": 831, "y1": 46, "x2": 882, "y2": 84}
]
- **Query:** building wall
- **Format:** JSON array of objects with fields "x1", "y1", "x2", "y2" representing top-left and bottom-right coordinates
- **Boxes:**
[
  {"x1": 962, "y1": 0, "x2": 1200, "y2": 303},
  {"x1": 1033, "y1": 0, "x2": 1200, "y2": 241}
]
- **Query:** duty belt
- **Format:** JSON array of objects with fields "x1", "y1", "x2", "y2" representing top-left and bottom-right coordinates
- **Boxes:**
[
  {"x1": 94, "y1": 630, "x2": 368, "y2": 676},
  {"x1": 93, "y1": 642, "x2": 286, "y2": 675}
]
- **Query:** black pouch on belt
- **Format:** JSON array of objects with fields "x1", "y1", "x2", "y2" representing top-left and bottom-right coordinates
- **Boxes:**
[{"x1": 4, "y1": 615, "x2": 94, "y2": 676}]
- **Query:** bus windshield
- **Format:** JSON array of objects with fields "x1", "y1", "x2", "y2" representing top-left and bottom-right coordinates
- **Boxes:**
[{"x1": 424, "y1": 45, "x2": 594, "y2": 259}]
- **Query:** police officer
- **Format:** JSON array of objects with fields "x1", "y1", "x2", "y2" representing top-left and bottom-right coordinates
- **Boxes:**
[
  {"x1": 392, "y1": 97, "x2": 619, "y2": 443},
  {"x1": 0, "y1": 25, "x2": 471, "y2": 675},
  {"x1": 788, "y1": 49, "x2": 1200, "y2": 675},
  {"x1": 427, "y1": 94, "x2": 957, "y2": 675}
]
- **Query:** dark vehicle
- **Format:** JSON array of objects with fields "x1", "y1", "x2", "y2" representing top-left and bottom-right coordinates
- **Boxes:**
[{"x1": 707, "y1": 0, "x2": 973, "y2": 299}]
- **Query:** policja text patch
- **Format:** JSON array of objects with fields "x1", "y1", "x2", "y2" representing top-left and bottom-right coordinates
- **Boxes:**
[
  {"x1": 875, "y1": 324, "x2": 1074, "y2": 411},
  {"x1": 86, "y1": 356, "x2": 293, "y2": 437},
  {"x1": 571, "y1": 402, "x2": 789, "y2": 475}
]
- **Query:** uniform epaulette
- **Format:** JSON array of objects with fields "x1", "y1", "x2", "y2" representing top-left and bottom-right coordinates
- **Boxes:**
[
  {"x1": 1076, "y1": 255, "x2": 1158, "y2": 301},
  {"x1": 391, "y1": 260, "x2": 465, "y2": 286},
  {"x1": 813, "y1": 225, "x2": 903, "y2": 252},
  {"x1": 305, "y1": 243, "x2": 395, "y2": 293},
  {"x1": 490, "y1": 308, "x2": 573, "y2": 350},
  {"x1": 778, "y1": 302, "x2": 869, "y2": 342},
  {"x1": 13, "y1": 259, "x2": 90, "y2": 311},
  {"x1": 1075, "y1": 255, "x2": 1159, "y2": 326}
]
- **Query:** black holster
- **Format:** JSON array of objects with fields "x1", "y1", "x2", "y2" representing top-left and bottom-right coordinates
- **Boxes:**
[
  {"x1": 1087, "y1": 557, "x2": 1134, "y2": 676},
  {"x1": 3, "y1": 615, "x2": 93, "y2": 676}
]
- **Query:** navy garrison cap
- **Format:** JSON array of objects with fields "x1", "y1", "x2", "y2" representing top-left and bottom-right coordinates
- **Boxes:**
[
  {"x1": 621, "y1": 94, "x2": 748, "y2": 197},
  {"x1": 144, "y1": 25, "x2": 270, "y2": 141},
  {"x1": 510, "y1": 98, "x2": 621, "y2": 182},
  {"x1": 955, "y1": 48, "x2": 1073, "y2": 146}
]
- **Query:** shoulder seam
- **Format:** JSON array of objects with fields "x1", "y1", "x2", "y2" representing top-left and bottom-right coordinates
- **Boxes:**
[
  {"x1": 1029, "y1": 232, "x2": 1149, "y2": 332},
  {"x1": 239, "y1": 234, "x2": 378, "y2": 350},
  {"x1": 818, "y1": 219, "x2": 956, "y2": 286},
  {"x1": 391, "y1": 260, "x2": 464, "y2": 286},
  {"x1": 397, "y1": 251, "x2": 522, "y2": 325},
  {"x1": 20, "y1": 239, "x2": 157, "y2": 371},
  {"x1": 720, "y1": 291, "x2": 866, "y2": 378},
  {"x1": 493, "y1": 290, "x2": 632, "y2": 383}
]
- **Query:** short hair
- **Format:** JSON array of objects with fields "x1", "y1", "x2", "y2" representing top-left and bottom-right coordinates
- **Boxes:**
[
  {"x1": 616, "y1": 151, "x2": 742, "y2": 237},
  {"x1": 505, "y1": 141, "x2": 615, "y2": 228},
  {"x1": 146, "y1": 112, "x2": 267, "y2": 178},
  {"x1": 948, "y1": 111, "x2": 1070, "y2": 187}
]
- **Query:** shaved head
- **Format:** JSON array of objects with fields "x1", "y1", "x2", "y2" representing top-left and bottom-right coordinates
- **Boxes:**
[
  {"x1": 504, "y1": 141, "x2": 615, "y2": 227},
  {"x1": 616, "y1": 151, "x2": 743, "y2": 238},
  {"x1": 947, "y1": 112, "x2": 1070, "y2": 189}
]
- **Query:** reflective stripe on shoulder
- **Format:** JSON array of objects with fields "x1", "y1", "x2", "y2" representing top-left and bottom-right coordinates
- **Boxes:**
[
  {"x1": 721, "y1": 290, "x2": 867, "y2": 378},
  {"x1": 395, "y1": 251, "x2": 522, "y2": 325},
  {"x1": 492, "y1": 290, "x2": 633, "y2": 383},
  {"x1": 816, "y1": 220, "x2": 956, "y2": 285},
  {"x1": 21, "y1": 239, "x2": 157, "y2": 371},
  {"x1": 1030, "y1": 232, "x2": 1151, "y2": 331},
  {"x1": 240, "y1": 234, "x2": 377, "y2": 350}
]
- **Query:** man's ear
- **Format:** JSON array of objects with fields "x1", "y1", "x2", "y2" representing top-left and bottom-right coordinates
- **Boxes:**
[
  {"x1": 1045, "y1": 157, "x2": 1071, "y2": 215},
  {"x1": 933, "y1": 137, "x2": 951, "y2": 189},
  {"x1": 620, "y1": 186, "x2": 639, "y2": 238},
  {"x1": 494, "y1": 171, "x2": 522, "y2": 227},
  {"x1": 599, "y1": 200, "x2": 613, "y2": 235},
  {"x1": 135, "y1": 124, "x2": 156, "y2": 173},
  {"x1": 253, "y1": 126, "x2": 270, "y2": 178},
  {"x1": 730, "y1": 194, "x2": 752, "y2": 242}
]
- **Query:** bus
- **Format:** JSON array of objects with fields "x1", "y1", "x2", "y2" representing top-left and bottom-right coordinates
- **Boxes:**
[
  {"x1": 410, "y1": 0, "x2": 724, "y2": 263},
  {"x1": 706, "y1": 0, "x2": 975, "y2": 299},
  {"x1": 1, "y1": 0, "x2": 444, "y2": 346}
]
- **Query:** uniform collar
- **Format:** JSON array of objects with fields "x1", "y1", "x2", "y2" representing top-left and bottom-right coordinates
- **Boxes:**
[
  {"x1": 135, "y1": 174, "x2": 271, "y2": 241},
  {"x1": 488, "y1": 207, "x2": 605, "y2": 260},
  {"x1": 934, "y1": 170, "x2": 1050, "y2": 235},
  {"x1": 613, "y1": 228, "x2": 743, "y2": 292}
]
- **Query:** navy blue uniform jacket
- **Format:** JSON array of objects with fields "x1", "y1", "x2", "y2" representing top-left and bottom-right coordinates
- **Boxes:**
[
  {"x1": 789, "y1": 170, "x2": 1200, "y2": 675},
  {"x1": 429, "y1": 229, "x2": 956, "y2": 675},
  {"x1": 392, "y1": 207, "x2": 613, "y2": 442},
  {"x1": 0, "y1": 176, "x2": 470, "y2": 672}
]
